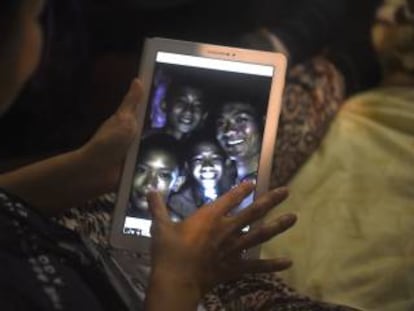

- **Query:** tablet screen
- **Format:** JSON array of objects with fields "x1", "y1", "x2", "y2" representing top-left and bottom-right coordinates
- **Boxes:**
[{"x1": 123, "y1": 51, "x2": 274, "y2": 237}]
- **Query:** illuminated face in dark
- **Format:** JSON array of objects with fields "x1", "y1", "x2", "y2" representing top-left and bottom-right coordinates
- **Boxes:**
[
  {"x1": 216, "y1": 102, "x2": 262, "y2": 159},
  {"x1": 168, "y1": 87, "x2": 206, "y2": 135},
  {"x1": 132, "y1": 148, "x2": 180, "y2": 212},
  {"x1": 190, "y1": 142, "x2": 224, "y2": 188}
]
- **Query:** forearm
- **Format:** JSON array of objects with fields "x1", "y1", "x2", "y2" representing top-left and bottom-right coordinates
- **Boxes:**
[
  {"x1": 145, "y1": 270, "x2": 202, "y2": 311},
  {"x1": 0, "y1": 79, "x2": 141, "y2": 216},
  {"x1": 0, "y1": 147, "x2": 113, "y2": 215}
]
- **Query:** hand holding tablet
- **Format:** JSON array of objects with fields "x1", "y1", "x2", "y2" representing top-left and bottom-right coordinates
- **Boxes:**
[
  {"x1": 145, "y1": 183, "x2": 296, "y2": 309},
  {"x1": 110, "y1": 38, "x2": 287, "y2": 258}
]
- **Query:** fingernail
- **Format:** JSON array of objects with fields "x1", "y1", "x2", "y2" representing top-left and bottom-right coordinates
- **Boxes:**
[
  {"x1": 275, "y1": 258, "x2": 293, "y2": 267},
  {"x1": 273, "y1": 186, "x2": 288, "y2": 195},
  {"x1": 278, "y1": 214, "x2": 297, "y2": 227},
  {"x1": 131, "y1": 78, "x2": 143, "y2": 90},
  {"x1": 240, "y1": 180, "x2": 255, "y2": 190}
]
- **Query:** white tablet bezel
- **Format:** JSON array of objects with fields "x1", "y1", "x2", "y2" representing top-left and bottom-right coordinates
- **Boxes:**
[{"x1": 110, "y1": 37, "x2": 287, "y2": 258}]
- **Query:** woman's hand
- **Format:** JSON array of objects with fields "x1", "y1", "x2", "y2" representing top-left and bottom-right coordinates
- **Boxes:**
[
  {"x1": 145, "y1": 182, "x2": 296, "y2": 310},
  {"x1": 79, "y1": 78, "x2": 143, "y2": 193},
  {"x1": 0, "y1": 79, "x2": 143, "y2": 214}
]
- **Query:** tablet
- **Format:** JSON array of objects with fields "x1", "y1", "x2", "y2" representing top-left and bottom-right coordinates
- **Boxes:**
[{"x1": 110, "y1": 37, "x2": 287, "y2": 257}]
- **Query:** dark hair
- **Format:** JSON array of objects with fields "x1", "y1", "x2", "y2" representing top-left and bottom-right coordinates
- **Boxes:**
[
  {"x1": 184, "y1": 130, "x2": 226, "y2": 161},
  {"x1": 213, "y1": 99, "x2": 264, "y2": 132},
  {"x1": 138, "y1": 133, "x2": 184, "y2": 168},
  {"x1": 182, "y1": 129, "x2": 236, "y2": 194},
  {"x1": 164, "y1": 75, "x2": 211, "y2": 112}
]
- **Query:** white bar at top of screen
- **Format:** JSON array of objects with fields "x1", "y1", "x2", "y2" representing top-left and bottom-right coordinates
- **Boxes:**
[
  {"x1": 156, "y1": 52, "x2": 274, "y2": 77},
  {"x1": 124, "y1": 217, "x2": 151, "y2": 236}
]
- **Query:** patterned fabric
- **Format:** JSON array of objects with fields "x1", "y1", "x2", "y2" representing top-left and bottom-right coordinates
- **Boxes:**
[
  {"x1": 57, "y1": 193, "x2": 115, "y2": 247},
  {"x1": 57, "y1": 57, "x2": 348, "y2": 310},
  {"x1": 0, "y1": 190, "x2": 128, "y2": 311},
  {"x1": 271, "y1": 57, "x2": 345, "y2": 187},
  {"x1": 203, "y1": 274, "x2": 358, "y2": 311}
]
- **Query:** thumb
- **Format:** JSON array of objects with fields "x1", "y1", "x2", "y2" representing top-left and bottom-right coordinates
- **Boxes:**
[{"x1": 118, "y1": 79, "x2": 143, "y2": 114}]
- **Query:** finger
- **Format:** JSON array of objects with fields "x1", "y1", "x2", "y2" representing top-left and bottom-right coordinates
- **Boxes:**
[
  {"x1": 147, "y1": 191, "x2": 170, "y2": 223},
  {"x1": 232, "y1": 187, "x2": 288, "y2": 231},
  {"x1": 208, "y1": 182, "x2": 255, "y2": 217},
  {"x1": 233, "y1": 258, "x2": 293, "y2": 276},
  {"x1": 225, "y1": 213, "x2": 297, "y2": 255},
  {"x1": 118, "y1": 79, "x2": 143, "y2": 114}
]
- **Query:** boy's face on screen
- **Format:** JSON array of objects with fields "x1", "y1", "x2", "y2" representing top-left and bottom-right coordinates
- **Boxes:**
[
  {"x1": 190, "y1": 142, "x2": 224, "y2": 187},
  {"x1": 132, "y1": 148, "x2": 179, "y2": 212},
  {"x1": 168, "y1": 87, "x2": 206, "y2": 135},
  {"x1": 216, "y1": 102, "x2": 261, "y2": 159}
]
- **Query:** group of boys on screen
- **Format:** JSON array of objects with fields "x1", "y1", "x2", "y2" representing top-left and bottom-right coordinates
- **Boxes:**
[{"x1": 127, "y1": 82, "x2": 264, "y2": 220}]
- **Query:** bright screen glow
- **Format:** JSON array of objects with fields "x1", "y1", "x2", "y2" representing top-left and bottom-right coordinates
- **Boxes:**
[{"x1": 123, "y1": 51, "x2": 274, "y2": 237}]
